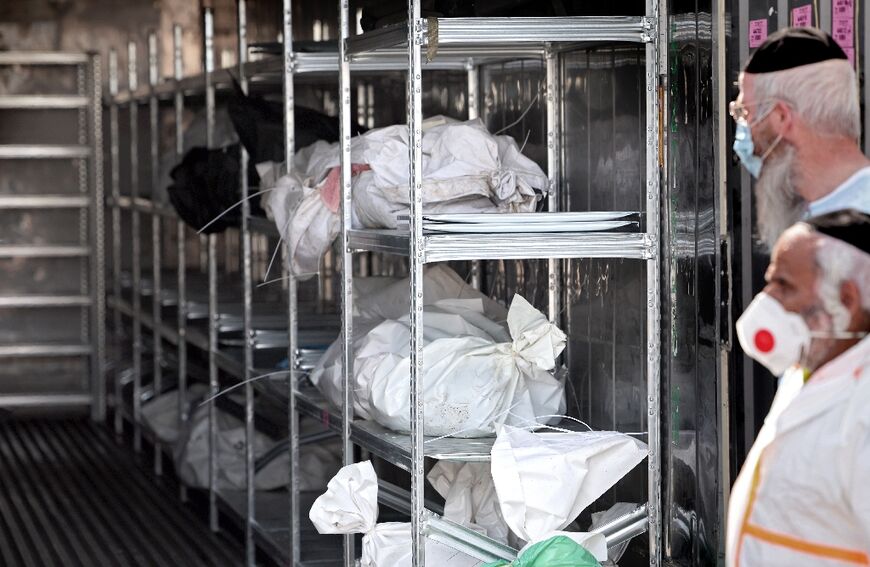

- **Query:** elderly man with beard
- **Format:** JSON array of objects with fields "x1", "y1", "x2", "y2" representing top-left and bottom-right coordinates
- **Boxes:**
[
  {"x1": 726, "y1": 210, "x2": 870, "y2": 566},
  {"x1": 732, "y1": 27, "x2": 870, "y2": 249}
]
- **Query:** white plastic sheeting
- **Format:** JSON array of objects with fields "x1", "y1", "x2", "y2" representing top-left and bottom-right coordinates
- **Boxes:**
[
  {"x1": 310, "y1": 461, "x2": 483, "y2": 567},
  {"x1": 428, "y1": 461, "x2": 511, "y2": 544},
  {"x1": 490, "y1": 426, "x2": 648, "y2": 543},
  {"x1": 260, "y1": 117, "x2": 548, "y2": 276},
  {"x1": 310, "y1": 266, "x2": 567, "y2": 438}
]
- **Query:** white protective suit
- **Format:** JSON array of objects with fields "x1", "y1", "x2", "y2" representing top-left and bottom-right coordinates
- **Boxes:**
[{"x1": 726, "y1": 336, "x2": 870, "y2": 567}]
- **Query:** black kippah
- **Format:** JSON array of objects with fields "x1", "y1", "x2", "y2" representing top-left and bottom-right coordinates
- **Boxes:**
[
  {"x1": 802, "y1": 209, "x2": 870, "y2": 255},
  {"x1": 744, "y1": 26, "x2": 848, "y2": 73}
]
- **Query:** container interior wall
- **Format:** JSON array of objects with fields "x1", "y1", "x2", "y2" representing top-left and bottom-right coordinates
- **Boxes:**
[{"x1": 664, "y1": 5, "x2": 722, "y2": 565}]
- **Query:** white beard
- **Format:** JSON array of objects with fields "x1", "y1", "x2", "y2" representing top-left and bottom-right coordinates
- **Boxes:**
[{"x1": 755, "y1": 145, "x2": 805, "y2": 250}]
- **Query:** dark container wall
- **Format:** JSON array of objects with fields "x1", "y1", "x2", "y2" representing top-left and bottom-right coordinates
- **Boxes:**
[{"x1": 662, "y1": 2, "x2": 723, "y2": 565}]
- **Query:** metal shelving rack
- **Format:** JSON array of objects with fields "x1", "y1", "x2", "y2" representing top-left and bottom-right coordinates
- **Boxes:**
[
  {"x1": 105, "y1": 3, "x2": 466, "y2": 565},
  {"x1": 105, "y1": 0, "x2": 664, "y2": 565},
  {"x1": 329, "y1": 1, "x2": 663, "y2": 566},
  {"x1": 0, "y1": 51, "x2": 105, "y2": 418}
]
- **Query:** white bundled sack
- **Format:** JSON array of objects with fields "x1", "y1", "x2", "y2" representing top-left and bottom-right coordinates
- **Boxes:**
[
  {"x1": 176, "y1": 402, "x2": 341, "y2": 491},
  {"x1": 309, "y1": 265, "x2": 507, "y2": 419},
  {"x1": 261, "y1": 117, "x2": 548, "y2": 276},
  {"x1": 365, "y1": 294, "x2": 566, "y2": 437},
  {"x1": 141, "y1": 384, "x2": 209, "y2": 444},
  {"x1": 428, "y1": 461, "x2": 510, "y2": 544},
  {"x1": 310, "y1": 461, "x2": 483, "y2": 567},
  {"x1": 490, "y1": 425, "x2": 648, "y2": 543}
]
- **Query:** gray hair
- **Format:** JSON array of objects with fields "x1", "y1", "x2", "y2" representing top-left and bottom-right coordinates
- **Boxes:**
[
  {"x1": 750, "y1": 59, "x2": 860, "y2": 141},
  {"x1": 813, "y1": 233, "x2": 870, "y2": 331}
]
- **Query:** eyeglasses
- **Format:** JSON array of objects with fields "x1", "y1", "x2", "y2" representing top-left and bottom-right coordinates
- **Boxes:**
[
  {"x1": 728, "y1": 98, "x2": 776, "y2": 122},
  {"x1": 728, "y1": 98, "x2": 786, "y2": 122}
]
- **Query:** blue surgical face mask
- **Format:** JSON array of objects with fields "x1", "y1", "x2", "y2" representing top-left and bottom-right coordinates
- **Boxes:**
[
  {"x1": 733, "y1": 120, "x2": 763, "y2": 178},
  {"x1": 733, "y1": 111, "x2": 782, "y2": 179}
]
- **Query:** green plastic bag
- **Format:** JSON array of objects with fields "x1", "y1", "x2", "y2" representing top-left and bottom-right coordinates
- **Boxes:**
[{"x1": 484, "y1": 535, "x2": 602, "y2": 567}]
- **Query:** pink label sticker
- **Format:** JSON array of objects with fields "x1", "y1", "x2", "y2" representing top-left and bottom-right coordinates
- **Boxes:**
[
  {"x1": 792, "y1": 4, "x2": 813, "y2": 27},
  {"x1": 844, "y1": 47, "x2": 855, "y2": 66},
  {"x1": 833, "y1": 0, "x2": 854, "y2": 18},
  {"x1": 833, "y1": 16, "x2": 854, "y2": 50},
  {"x1": 749, "y1": 19, "x2": 768, "y2": 48}
]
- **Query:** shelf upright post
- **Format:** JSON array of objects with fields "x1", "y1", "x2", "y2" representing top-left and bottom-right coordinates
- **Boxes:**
[
  {"x1": 128, "y1": 40, "x2": 143, "y2": 453},
  {"x1": 281, "y1": 0, "x2": 301, "y2": 563},
  {"x1": 204, "y1": 5, "x2": 220, "y2": 533},
  {"x1": 338, "y1": 0, "x2": 356, "y2": 565},
  {"x1": 148, "y1": 31, "x2": 164, "y2": 476},
  {"x1": 545, "y1": 46, "x2": 561, "y2": 323},
  {"x1": 644, "y1": 0, "x2": 662, "y2": 563},
  {"x1": 108, "y1": 48, "x2": 123, "y2": 436},
  {"x1": 89, "y1": 51, "x2": 106, "y2": 423},
  {"x1": 236, "y1": 2, "x2": 256, "y2": 564},
  {"x1": 466, "y1": 57, "x2": 482, "y2": 291},
  {"x1": 407, "y1": 0, "x2": 426, "y2": 564},
  {"x1": 173, "y1": 23, "x2": 189, "y2": 503}
]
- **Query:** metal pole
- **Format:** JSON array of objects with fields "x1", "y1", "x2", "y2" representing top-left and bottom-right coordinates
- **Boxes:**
[
  {"x1": 89, "y1": 52, "x2": 107, "y2": 423},
  {"x1": 466, "y1": 58, "x2": 482, "y2": 291},
  {"x1": 109, "y1": 49, "x2": 123, "y2": 436},
  {"x1": 338, "y1": 1, "x2": 356, "y2": 565},
  {"x1": 173, "y1": 23, "x2": 189, "y2": 503},
  {"x1": 407, "y1": 0, "x2": 425, "y2": 564},
  {"x1": 545, "y1": 47, "x2": 561, "y2": 323},
  {"x1": 282, "y1": 0, "x2": 301, "y2": 563},
  {"x1": 148, "y1": 31, "x2": 164, "y2": 476},
  {"x1": 204, "y1": 6, "x2": 220, "y2": 533},
  {"x1": 237, "y1": 2, "x2": 255, "y2": 564},
  {"x1": 645, "y1": 0, "x2": 663, "y2": 564},
  {"x1": 128, "y1": 40, "x2": 142, "y2": 454}
]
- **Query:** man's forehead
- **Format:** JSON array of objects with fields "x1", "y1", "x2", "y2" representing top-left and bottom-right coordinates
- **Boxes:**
[{"x1": 771, "y1": 228, "x2": 818, "y2": 276}]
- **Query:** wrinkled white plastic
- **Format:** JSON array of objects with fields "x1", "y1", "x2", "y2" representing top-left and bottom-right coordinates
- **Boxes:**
[
  {"x1": 428, "y1": 461, "x2": 510, "y2": 544},
  {"x1": 490, "y1": 426, "x2": 648, "y2": 542},
  {"x1": 366, "y1": 294, "x2": 566, "y2": 437},
  {"x1": 260, "y1": 117, "x2": 548, "y2": 277},
  {"x1": 312, "y1": 286, "x2": 566, "y2": 438},
  {"x1": 176, "y1": 401, "x2": 340, "y2": 491},
  {"x1": 309, "y1": 265, "x2": 508, "y2": 420},
  {"x1": 310, "y1": 462, "x2": 482, "y2": 567}
]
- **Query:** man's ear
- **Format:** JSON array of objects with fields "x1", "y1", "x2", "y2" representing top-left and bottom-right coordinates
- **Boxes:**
[{"x1": 840, "y1": 280, "x2": 864, "y2": 330}]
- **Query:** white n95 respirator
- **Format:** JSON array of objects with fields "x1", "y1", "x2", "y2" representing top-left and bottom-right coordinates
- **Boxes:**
[{"x1": 736, "y1": 292, "x2": 811, "y2": 376}]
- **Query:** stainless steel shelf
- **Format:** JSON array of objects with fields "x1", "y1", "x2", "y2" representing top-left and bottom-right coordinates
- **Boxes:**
[
  {"x1": 294, "y1": 387, "x2": 494, "y2": 472},
  {"x1": 0, "y1": 344, "x2": 91, "y2": 357},
  {"x1": 0, "y1": 95, "x2": 89, "y2": 109},
  {"x1": 349, "y1": 228, "x2": 655, "y2": 261},
  {"x1": 0, "y1": 195, "x2": 90, "y2": 208},
  {"x1": 0, "y1": 295, "x2": 91, "y2": 307},
  {"x1": 110, "y1": 51, "x2": 472, "y2": 105},
  {"x1": 0, "y1": 144, "x2": 91, "y2": 159},
  {"x1": 353, "y1": 420, "x2": 495, "y2": 472},
  {"x1": 217, "y1": 489, "x2": 343, "y2": 567},
  {"x1": 0, "y1": 245, "x2": 90, "y2": 258},
  {"x1": 0, "y1": 52, "x2": 89, "y2": 65},
  {"x1": 0, "y1": 393, "x2": 91, "y2": 408},
  {"x1": 347, "y1": 16, "x2": 654, "y2": 56}
]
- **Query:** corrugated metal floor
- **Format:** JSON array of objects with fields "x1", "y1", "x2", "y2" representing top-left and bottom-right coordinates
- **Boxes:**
[{"x1": 0, "y1": 419, "x2": 244, "y2": 567}]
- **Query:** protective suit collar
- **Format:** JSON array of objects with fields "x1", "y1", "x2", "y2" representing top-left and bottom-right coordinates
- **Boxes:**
[{"x1": 772, "y1": 335, "x2": 870, "y2": 437}]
